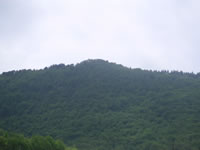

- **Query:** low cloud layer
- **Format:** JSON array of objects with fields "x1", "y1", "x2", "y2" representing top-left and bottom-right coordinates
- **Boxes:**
[{"x1": 1, "y1": 0, "x2": 200, "y2": 73}]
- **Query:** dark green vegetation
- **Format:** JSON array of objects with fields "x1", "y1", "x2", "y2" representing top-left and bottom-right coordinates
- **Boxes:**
[
  {"x1": 0, "y1": 59, "x2": 200, "y2": 150},
  {"x1": 0, "y1": 128, "x2": 76, "y2": 150}
]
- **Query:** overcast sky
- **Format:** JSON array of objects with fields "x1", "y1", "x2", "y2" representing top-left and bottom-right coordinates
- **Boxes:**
[{"x1": 0, "y1": 0, "x2": 200, "y2": 73}]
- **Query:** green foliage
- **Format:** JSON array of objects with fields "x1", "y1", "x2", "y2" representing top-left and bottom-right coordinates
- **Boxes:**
[
  {"x1": 0, "y1": 129, "x2": 75, "y2": 150},
  {"x1": 0, "y1": 59, "x2": 200, "y2": 150}
]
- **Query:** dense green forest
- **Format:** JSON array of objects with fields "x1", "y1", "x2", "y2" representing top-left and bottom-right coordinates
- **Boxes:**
[
  {"x1": 0, "y1": 59, "x2": 200, "y2": 150},
  {"x1": 0, "y1": 128, "x2": 76, "y2": 150}
]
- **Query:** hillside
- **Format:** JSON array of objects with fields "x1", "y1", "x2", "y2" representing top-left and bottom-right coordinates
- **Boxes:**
[{"x1": 0, "y1": 59, "x2": 200, "y2": 150}]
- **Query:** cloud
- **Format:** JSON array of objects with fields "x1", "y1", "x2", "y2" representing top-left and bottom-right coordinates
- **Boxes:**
[{"x1": 0, "y1": 0, "x2": 200, "y2": 73}]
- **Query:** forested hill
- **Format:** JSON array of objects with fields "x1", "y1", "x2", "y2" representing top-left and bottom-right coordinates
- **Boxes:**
[{"x1": 0, "y1": 59, "x2": 200, "y2": 150}]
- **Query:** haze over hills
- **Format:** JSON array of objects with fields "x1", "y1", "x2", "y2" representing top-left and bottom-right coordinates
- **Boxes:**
[{"x1": 0, "y1": 59, "x2": 200, "y2": 150}]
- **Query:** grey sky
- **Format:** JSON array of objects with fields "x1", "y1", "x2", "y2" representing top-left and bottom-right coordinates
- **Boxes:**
[{"x1": 0, "y1": 0, "x2": 200, "y2": 73}]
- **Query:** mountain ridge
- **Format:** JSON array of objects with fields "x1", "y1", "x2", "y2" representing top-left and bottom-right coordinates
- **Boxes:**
[{"x1": 2, "y1": 59, "x2": 199, "y2": 75}]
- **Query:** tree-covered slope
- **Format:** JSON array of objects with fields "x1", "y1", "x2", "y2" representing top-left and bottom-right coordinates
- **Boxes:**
[{"x1": 0, "y1": 59, "x2": 200, "y2": 150}]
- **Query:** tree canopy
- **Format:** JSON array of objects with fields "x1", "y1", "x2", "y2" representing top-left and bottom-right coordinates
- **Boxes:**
[{"x1": 0, "y1": 128, "x2": 76, "y2": 150}]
